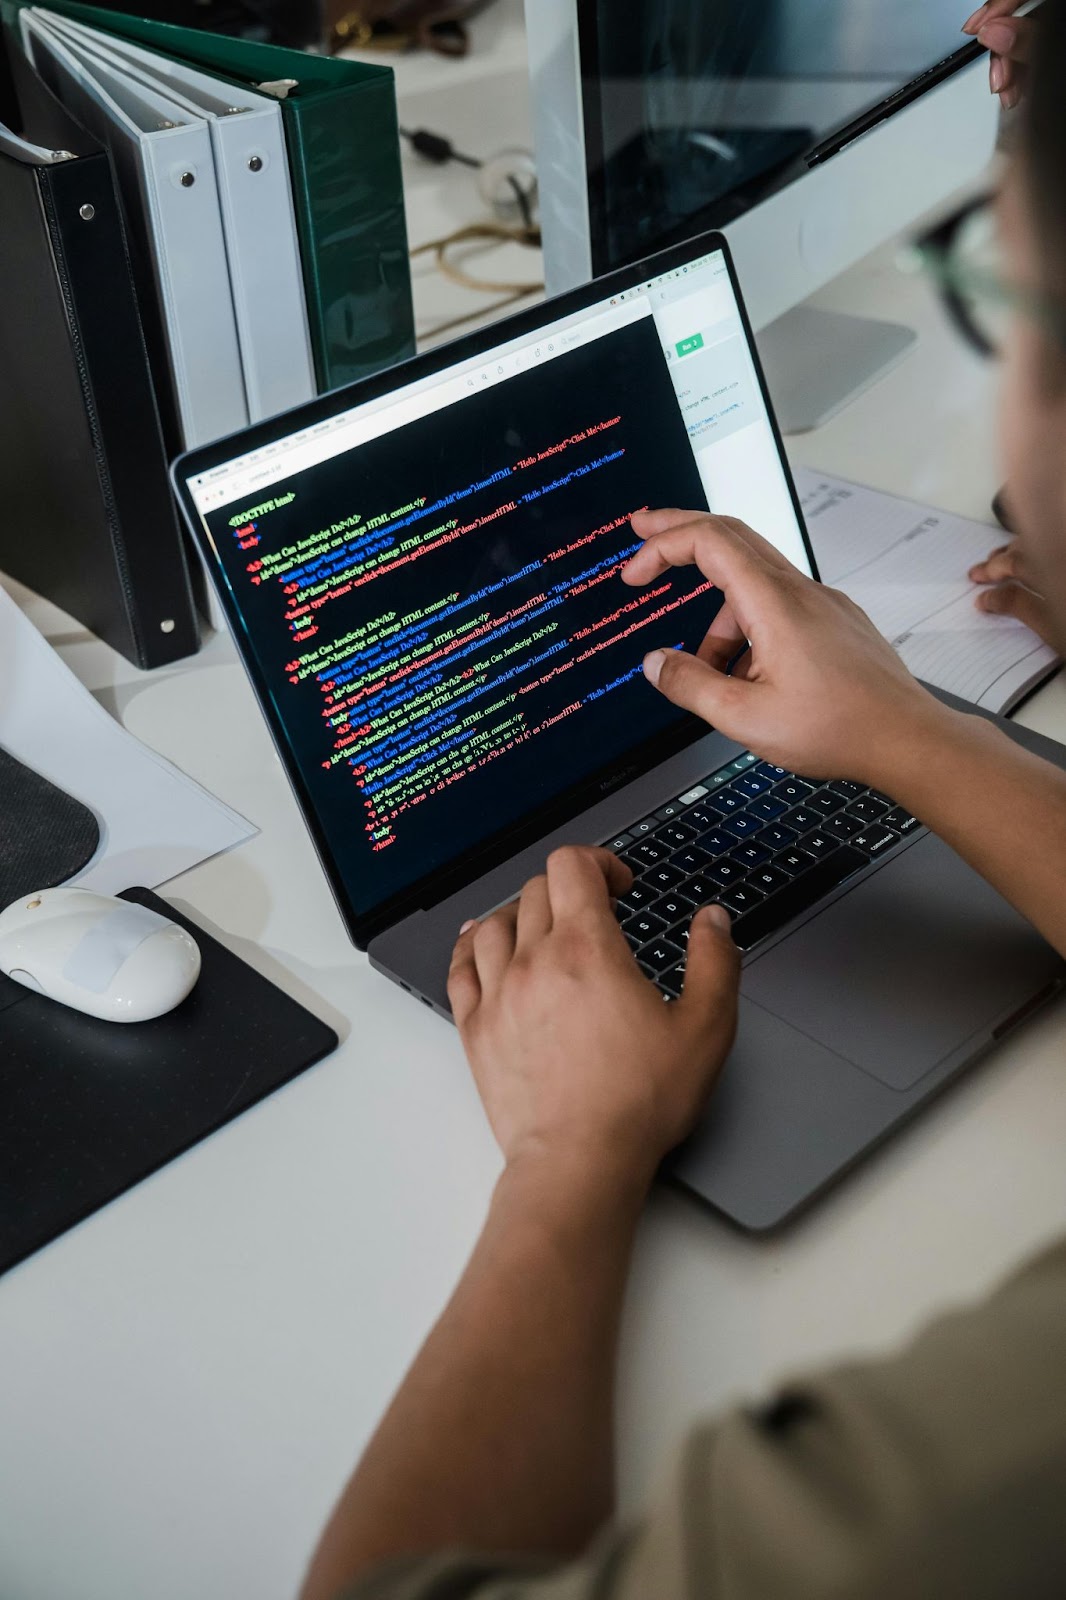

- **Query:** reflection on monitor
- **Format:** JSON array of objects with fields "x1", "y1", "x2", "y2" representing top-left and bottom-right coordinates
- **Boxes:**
[{"x1": 582, "y1": 0, "x2": 984, "y2": 273}]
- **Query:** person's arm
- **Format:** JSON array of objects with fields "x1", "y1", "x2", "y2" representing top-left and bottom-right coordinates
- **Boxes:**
[
  {"x1": 299, "y1": 851, "x2": 740, "y2": 1600},
  {"x1": 624, "y1": 509, "x2": 1066, "y2": 958}
]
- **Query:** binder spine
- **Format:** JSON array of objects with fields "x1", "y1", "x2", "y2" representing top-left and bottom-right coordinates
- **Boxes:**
[{"x1": 40, "y1": 155, "x2": 200, "y2": 667}]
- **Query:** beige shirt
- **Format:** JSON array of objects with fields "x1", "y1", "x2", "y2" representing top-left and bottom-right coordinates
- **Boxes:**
[{"x1": 345, "y1": 1237, "x2": 1066, "y2": 1600}]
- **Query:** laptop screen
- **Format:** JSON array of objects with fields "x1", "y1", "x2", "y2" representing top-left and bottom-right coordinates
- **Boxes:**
[{"x1": 181, "y1": 236, "x2": 812, "y2": 943}]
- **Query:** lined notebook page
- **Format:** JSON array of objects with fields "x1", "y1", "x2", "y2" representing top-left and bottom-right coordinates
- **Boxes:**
[{"x1": 794, "y1": 467, "x2": 1059, "y2": 713}]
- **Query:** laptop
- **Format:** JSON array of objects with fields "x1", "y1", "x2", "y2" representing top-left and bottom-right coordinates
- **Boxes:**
[{"x1": 172, "y1": 229, "x2": 1066, "y2": 1232}]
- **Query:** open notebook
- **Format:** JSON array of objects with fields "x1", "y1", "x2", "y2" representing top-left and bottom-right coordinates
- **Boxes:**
[{"x1": 795, "y1": 467, "x2": 1060, "y2": 715}]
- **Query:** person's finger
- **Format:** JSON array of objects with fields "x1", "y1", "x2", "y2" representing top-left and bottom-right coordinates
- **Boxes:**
[
  {"x1": 447, "y1": 923, "x2": 481, "y2": 1025},
  {"x1": 979, "y1": 15, "x2": 1032, "y2": 60},
  {"x1": 964, "y1": 0, "x2": 1026, "y2": 34},
  {"x1": 622, "y1": 521, "x2": 783, "y2": 640},
  {"x1": 976, "y1": 580, "x2": 1052, "y2": 636},
  {"x1": 696, "y1": 601, "x2": 747, "y2": 670},
  {"x1": 515, "y1": 874, "x2": 552, "y2": 953},
  {"x1": 968, "y1": 544, "x2": 1012, "y2": 583},
  {"x1": 631, "y1": 509, "x2": 795, "y2": 575},
  {"x1": 673, "y1": 903, "x2": 741, "y2": 1047},
  {"x1": 544, "y1": 845, "x2": 631, "y2": 926},
  {"x1": 643, "y1": 644, "x2": 752, "y2": 731},
  {"x1": 471, "y1": 903, "x2": 519, "y2": 993},
  {"x1": 970, "y1": 546, "x2": 1023, "y2": 585}
]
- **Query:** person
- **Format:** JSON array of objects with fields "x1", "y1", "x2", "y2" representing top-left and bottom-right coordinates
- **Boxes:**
[{"x1": 300, "y1": 4, "x2": 1066, "y2": 1596}]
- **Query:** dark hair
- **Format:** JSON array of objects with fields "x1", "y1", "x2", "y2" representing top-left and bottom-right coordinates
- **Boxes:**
[{"x1": 1023, "y1": 0, "x2": 1066, "y2": 302}]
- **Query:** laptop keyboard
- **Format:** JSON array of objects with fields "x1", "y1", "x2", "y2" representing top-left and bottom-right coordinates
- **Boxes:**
[{"x1": 603, "y1": 751, "x2": 923, "y2": 997}]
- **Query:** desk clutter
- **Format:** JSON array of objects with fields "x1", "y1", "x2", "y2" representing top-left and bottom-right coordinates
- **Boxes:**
[{"x1": 0, "y1": 0, "x2": 414, "y2": 667}]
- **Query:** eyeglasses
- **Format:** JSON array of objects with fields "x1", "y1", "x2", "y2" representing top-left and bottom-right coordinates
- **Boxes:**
[{"x1": 906, "y1": 191, "x2": 1066, "y2": 360}]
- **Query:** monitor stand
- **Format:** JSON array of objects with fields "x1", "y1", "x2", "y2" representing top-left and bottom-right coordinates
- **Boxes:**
[{"x1": 756, "y1": 305, "x2": 917, "y2": 436}]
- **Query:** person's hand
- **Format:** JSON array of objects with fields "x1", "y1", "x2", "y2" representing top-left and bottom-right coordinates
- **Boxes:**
[
  {"x1": 447, "y1": 846, "x2": 740, "y2": 1183},
  {"x1": 622, "y1": 509, "x2": 950, "y2": 790},
  {"x1": 963, "y1": 1, "x2": 1032, "y2": 111},
  {"x1": 969, "y1": 538, "x2": 1057, "y2": 641}
]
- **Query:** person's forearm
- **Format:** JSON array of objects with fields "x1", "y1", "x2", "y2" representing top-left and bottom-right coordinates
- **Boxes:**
[
  {"x1": 871, "y1": 699, "x2": 1066, "y2": 957},
  {"x1": 299, "y1": 1147, "x2": 651, "y2": 1600}
]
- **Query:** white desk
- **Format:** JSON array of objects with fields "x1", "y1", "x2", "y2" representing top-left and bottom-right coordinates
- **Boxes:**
[{"x1": 4, "y1": 13, "x2": 1066, "y2": 1600}]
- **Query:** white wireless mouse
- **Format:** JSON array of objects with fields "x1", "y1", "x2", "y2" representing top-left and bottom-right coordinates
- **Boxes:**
[{"x1": 0, "y1": 887, "x2": 201, "y2": 1023}]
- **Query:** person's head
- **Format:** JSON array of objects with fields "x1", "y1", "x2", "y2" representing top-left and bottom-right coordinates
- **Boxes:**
[{"x1": 999, "y1": 0, "x2": 1066, "y2": 646}]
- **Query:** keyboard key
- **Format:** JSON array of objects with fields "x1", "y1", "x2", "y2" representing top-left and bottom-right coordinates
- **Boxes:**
[
  {"x1": 846, "y1": 795, "x2": 890, "y2": 823},
  {"x1": 772, "y1": 777, "x2": 815, "y2": 804},
  {"x1": 734, "y1": 772, "x2": 772, "y2": 798},
  {"x1": 782, "y1": 806, "x2": 821, "y2": 834},
  {"x1": 637, "y1": 935, "x2": 687, "y2": 973},
  {"x1": 678, "y1": 784, "x2": 710, "y2": 806},
  {"x1": 656, "y1": 821, "x2": 697, "y2": 850},
  {"x1": 730, "y1": 841, "x2": 772, "y2": 869},
  {"x1": 851, "y1": 824, "x2": 899, "y2": 858},
  {"x1": 822, "y1": 812, "x2": 863, "y2": 843},
  {"x1": 721, "y1": 813, "x2": 762, "y2": 840},
  {"x1": 730, "y1": 846, "x2": 867, "y2": 951},
  {"x1": 746, "y1": 795, "x2": 788, "y2": 822},
  {"x1": 630, "y1": 838, "x2": 671, "y2": 867},
  {"x1": 616, "y1": 879, "x2": 659, "y2": 914},
  {"x1": 687, "y1": 874, "x2": 728, "y2": 905},
  {"x1": 617, "y1": 851, "x2": 646, "y2": 876},
  {"x1": 622, "y1": 929, "x2": 642, "y2": 952},
  {"x1": 705, "y1": 789, "x2": 748, "y2": 816},
  {"x1": 606, "y1": 832, "x2": 634, "y2": 853},
  {"x1": 654, "y1": 801, "x2": 689, "y2": 823},
  {"x1": 651, "y1": 893, "x2": 698, "y2": 924},
  {"x1": 776, "y1": 847, "x2": 817, "y2": 876},
  {"x1": 756, "y1": 822, "x2": 799, "y2": 853},
  {"x1": 754, "y1": 762, "x2": 790, "y2": 781},
  {"x1": 658, "y1": 967, "x2": 685, "y2": 999},
  {"x1": 684, "y1": 805, "x2": 721, "y2": 831},
  {"x1": 703, "y1": 767, "x2": 736, "y2": 790},
  {"x1": 695, "y1": 828, "x2": 734, "y2": 856},
  {"x1": 747, "y1": 864, "x2": 792, "y2": 896},
  {"x1": 808, "y1": 789, "x2": 844, "y2": 817},
  {"x1": 642, "y1": 862, "x2": 686, "y2": 895},
  {"x1": 667, "y1": 919, "x2": 692, "y2": 946},
  {"x1": 717, "y1": 882, "x2": 766, "y2": 915},
  {"x1": 799, "y1": 831, "x2": 838, "y2": 860},
  {"x1": 630, "y1": 816, "x2": 660, "y2": 837},
  {"x1": 622, "y1": 910, "x2": 668, "y2": 943},
  {"x1": 704, "y1": 858, "x2": 746, "y2": 888},
  {"x1": 671, "y1": 845, "x2": 713, "y2": 875},
  {"x1": 828, "y1": 779, "x2": 864, "y2": 801},
  {"x1": 883, "y1": 807, "x2": 922, "y2": 835}
]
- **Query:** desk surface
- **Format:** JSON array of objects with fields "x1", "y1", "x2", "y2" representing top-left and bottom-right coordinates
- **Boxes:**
[{"x1": 4, "y1": 11, "x2": 1066, "y2": 1600}]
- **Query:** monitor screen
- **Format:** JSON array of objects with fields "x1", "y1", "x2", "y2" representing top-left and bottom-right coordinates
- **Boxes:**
[
  {"x1": 183, "y1": 241, "x2": 810, "y2": 940},
  {"x1": 581, "y1": 0, "x2": 982, "y2": 274}
]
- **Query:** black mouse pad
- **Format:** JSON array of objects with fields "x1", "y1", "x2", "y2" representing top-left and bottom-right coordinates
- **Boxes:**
[
  {"x1": 0, "y1": 888, "x2": 338, "y2": 1276},
  {"x1": 0, "y1": 746, "x2": 101, "y2": 909}
]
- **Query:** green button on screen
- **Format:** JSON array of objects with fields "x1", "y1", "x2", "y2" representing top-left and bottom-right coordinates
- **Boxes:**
[{"x1": 676, "y1": 333, "x2": 704, "y2": 358}]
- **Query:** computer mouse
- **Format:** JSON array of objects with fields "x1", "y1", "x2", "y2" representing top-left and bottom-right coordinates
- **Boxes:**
[{"x1": 0, "y1": 887, "x2": 201, "y2": 1023}]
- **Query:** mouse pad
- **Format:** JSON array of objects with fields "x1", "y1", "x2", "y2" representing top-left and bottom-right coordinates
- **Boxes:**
[
  {"x1": 0, "y1": 746, "x2": 101, "y2": 910},
  {"x1": 0, "y1": 888, "x2": 338, "y2": 1277}
]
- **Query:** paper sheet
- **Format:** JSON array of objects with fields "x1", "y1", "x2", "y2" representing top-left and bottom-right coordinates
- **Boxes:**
[
  {"x1": 0, "y1": 582, "x2": 255, "y2": 895},
  {"x1": 795, "y1": 467, "x2": 1059, "y2": 713}
]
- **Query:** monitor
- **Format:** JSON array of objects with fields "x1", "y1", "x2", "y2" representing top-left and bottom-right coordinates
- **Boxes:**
[{"x1": 528, "y1": 1, "x2": 1000, "y2": 429}]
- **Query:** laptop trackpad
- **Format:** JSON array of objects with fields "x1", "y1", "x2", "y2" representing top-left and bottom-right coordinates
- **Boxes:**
[{"x1": 741, "y1": 833, "x2": 1063, "y2": 1091}]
